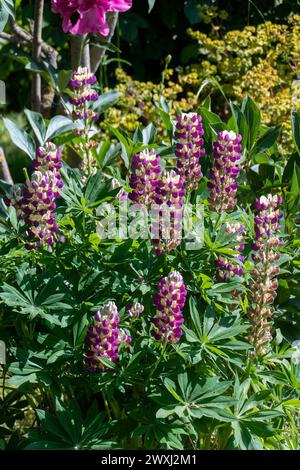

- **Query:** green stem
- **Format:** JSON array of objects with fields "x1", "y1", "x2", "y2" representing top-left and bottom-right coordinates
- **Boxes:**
[
  {"x1": 102, "y1": 390, "x2": 112, "y2": 421},
  {"x1": 148, "y1": 341, "x2": 168, "y2": 380},
  {"x1": 23, "y1": 167, "x2": 30, "y2": 182}
]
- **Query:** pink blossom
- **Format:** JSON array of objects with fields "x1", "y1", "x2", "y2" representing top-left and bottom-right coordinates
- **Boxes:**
[{"x1": 51, "y1": 0, "x2": 132, "y2": 36}]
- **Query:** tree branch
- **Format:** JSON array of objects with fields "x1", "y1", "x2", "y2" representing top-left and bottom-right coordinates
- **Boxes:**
[
  {"x1": 0, "y1": 31, "x2": 26, "y2": 45},
  {"x1": 32, "y1": 0, "x2": 44, "y2": 112},
  {"x1": 0, "y1": 147, "x2": 14, "y2": 185},
  {"x1": 90, "y1": 12, "x2": 119, "y2": 74},
  {"x1": 8, "y1": 17, "x2": 57, "y2": 66}
]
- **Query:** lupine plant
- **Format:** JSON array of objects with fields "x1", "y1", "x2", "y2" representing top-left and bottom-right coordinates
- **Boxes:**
[{"x1": 0, "y1": 94, "x2": 300, "y2": 451}]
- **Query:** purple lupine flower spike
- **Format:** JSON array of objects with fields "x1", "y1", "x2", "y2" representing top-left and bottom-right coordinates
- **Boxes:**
[
  {"x1": 151, "y1": 271, "x2": 187, "y2": 345},
  {"x1": 175, "y1": 112, "x2": 205, "y2": 190},
  {"x1": 208, "y1": 130, "x2": 242, "y2": 212},
  {"x1": 85, "y1": 301, "x2": 131, "y2": 373},
  {"x1": 69, "y1": 67, "x2": 99, "y2": 124},
  {"x1": 151, "y1": 170, "x2": 186, "y2": 255},
  {"x1": 5, "y1": 143, "x2": 63, "y2": 250},
  {"x1": 215, "y1": 222, "x2": 245, "y2": 280},
  {"x1": 129, "y1": 148, "x2": 161, "y2": 205},
  {"x1": 247, "y1": 194, "x2": 283, "y2": 355}
]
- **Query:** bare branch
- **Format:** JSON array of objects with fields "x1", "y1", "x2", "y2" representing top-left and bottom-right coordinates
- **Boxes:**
[
  {"x1": 8, "y1": 17, "x2": 57, "y2": 66},
  {"x1": 32, "y1": 0, "x2": 44, "y2": 112},
  {"x1": 0, "y1": 147, "x2": 14, "y2": 185}
]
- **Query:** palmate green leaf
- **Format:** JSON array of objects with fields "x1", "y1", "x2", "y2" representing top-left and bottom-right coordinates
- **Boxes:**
[
  {"x1": 232, "y1": 421, "x2": 263, "y2": 450},
  {"x1": 0, "y1": 283, "x2": 31, "y2": 308},
  {"x1": 73, "y1": 313, "x2": 88, "y2": 347},
  {"x1": 0, "y1": 272, "x2": 73, "y2": 323},
  {"x1": 189, "y1": 377, "x2": 231, "y2": 402},
  {"x1": 60, "y1": 171, "x2": 85, "y2": 212},
  {"x1": 84, "y1": 172, "x2": 115, "y2": 206},
  {"x1": 181, "y1": 325, "x2": 199, "y2": 343},
  {"x1": 7, "y1": 354, "x2": 52, "y2": 387},
  {"x1": 163, "y1": 378, "x2": 185, "y2": 404},
  {"x1": 158, "y1": 373, "x2": 234, "y2": 423},
  {"x1": 36, "y1": 409, "x2": 73, "y2": 444},
  {"x1": 251, "y1": 125, "x2": 280, "y2": 157},
  {"x1": 242, "y1": 420, "x2": 276, "y2": 438},
  {"x1": 7, "y1": 373, "x2": 38, "y2": 387},
  {"x1": 206, "y1": 319, "x2": 248, "y2": 342},
  {"x1": 238, "y1": 390, "x2": 271, "y2": 416},
  {"x1": 8, "y1": 360, "x2": 43, "y2": 376},
  {"x1": 156, "y1": 405, "x2": 179, "y2": 419},
  {"x1": 27, "y1": 399, "x2": 115, "y2": 450},
  {"x1": 189, "y1": 406, "x2": 234, "y2": 422}
]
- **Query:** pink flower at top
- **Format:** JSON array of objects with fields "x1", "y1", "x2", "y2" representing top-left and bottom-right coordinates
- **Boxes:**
[{"x1": 51, "y1": 0, "x2": 132, "y2": 36}]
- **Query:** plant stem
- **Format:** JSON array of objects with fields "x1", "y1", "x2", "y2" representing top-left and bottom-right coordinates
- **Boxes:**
[
  {"x1": 0, "y1": 147, "x2": 14, "y2": 184},
  {"x1": 23, "y1": 167, "x2": 30, "y2": 182},
  {"x1": 148, "y1": 341, "x2": 168, "y2": 380},
  {"x1": 102, "y1": 390, "x2": 112, "y2": 421},
  {"x1": 32, "y1": 0, "x2": 44, "y2": 112}
]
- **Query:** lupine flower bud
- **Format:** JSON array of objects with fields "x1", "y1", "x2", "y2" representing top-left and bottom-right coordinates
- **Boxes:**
[
  {"x1": 129, "y1": 148, "x2": 161, "y2": 205},
  {"x1": 69, "y1": 67, "x2": 99, "y2": 124},
  {"x1": 151, "y1": 271, "x2": 187, "y2": 344},
  {"x1": 247, "y1": 194, "x2": 283, "y2": 355},
  {"x1": 215, "y1": 222, "x2": 245, "y2": 280},
  {"x1": 127, "y1": 302, "x2": 144, "y2": 318},
  {"x1": 85, "y1": 301, "x2": 131, "y2": 373},
  {"x1": 151, "y1": 170, "x2": 186, "y2": 255},
  {"x1": 110, "y1": 178, "x2": 128, "y2": 204},
  {"x1": 175, "y1": 113, "x2": 205, "y2": 190},
  {"x1": 208, "y1": 130, "x2": 242, "y2": 212}
]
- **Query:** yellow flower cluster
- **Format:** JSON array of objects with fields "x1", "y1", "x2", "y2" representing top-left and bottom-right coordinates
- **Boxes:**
[
  {"x1": 186, "y1": 15, "x2": 300, "y2": 152},
  {"x1": 101, "y1": 68, "x2": 198, "y2": 137},
  {"x1": 103, "y1": 16, "x2": 300, "y2": 152}
]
